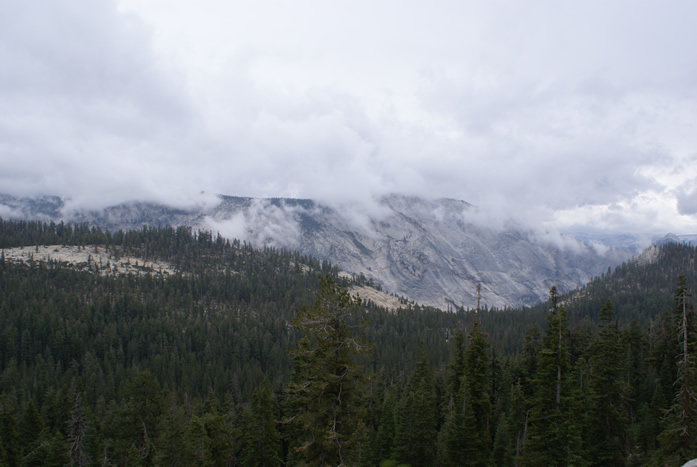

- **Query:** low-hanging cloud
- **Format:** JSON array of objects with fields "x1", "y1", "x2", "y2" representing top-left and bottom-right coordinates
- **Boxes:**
[
  {"x1": 203, "y1": 198, "x2": 304, "y2": 249},
  {"x1": 1, "y1": 0, "x2": 696, "y2": 236}
]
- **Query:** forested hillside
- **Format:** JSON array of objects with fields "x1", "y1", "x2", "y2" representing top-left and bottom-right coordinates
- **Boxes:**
[
  {"x1": 0, "y1": 219, "x2": 696, "y2": 465},
  {"x1": 565, "y1": 242, "x2": 697, "y2": 323}
]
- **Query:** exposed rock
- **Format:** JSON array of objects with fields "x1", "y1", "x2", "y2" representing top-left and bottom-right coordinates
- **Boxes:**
[
  {"x1": 1, "y1": 193, "x2": 637, "y2": 309},
  {"x1": 2, "y1": 245, "x2": 176, "y2": 277}
]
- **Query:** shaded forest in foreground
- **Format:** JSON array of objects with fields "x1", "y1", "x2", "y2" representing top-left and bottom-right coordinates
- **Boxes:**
[{"x1": 0, "y1": 219, "x2": 696, "y2": 465}]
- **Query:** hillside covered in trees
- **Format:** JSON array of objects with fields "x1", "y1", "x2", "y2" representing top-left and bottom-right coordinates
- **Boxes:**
[{"x1": 0, "y1": 219, "x2": 696, "y2": 465}]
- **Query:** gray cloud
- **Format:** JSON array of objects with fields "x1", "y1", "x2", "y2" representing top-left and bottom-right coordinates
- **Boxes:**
[
  {"x1": 203, "y1": 199, "x2": 304, "y2": 250},
  {"x1": 677, "y1": 179, "x2": 697, "y2": 216},
  {"x1": 0, "y1": 0, "x2": 193, "y2": 207},
  {"x1": 1, "y1": 0, "x2": 697, "y2": 235}
]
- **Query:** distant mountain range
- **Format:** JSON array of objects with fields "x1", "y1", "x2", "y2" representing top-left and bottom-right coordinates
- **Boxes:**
[
  {"x1": 651, "y1": 232, "x2": 697, "y2": 246},
  {"x1": 0, "y1": 193, "x2": 648, "y2": 309}
]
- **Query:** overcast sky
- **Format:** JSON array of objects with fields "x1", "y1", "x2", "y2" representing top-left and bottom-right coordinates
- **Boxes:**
[{"x1": 1, "y1": 0, "x2": 697, "y2": 235}]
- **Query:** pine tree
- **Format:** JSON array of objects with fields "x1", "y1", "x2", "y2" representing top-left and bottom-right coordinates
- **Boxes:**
[
  {"x1": 586, "y1": 300, "x2": 627, "y2": 465},
  {"x1": 439, "y1": 382, "x2": 467, "y2": 466},
  {"x1": 524, "y1": 287, "x2": 579, "y2": 466},
  {"x1": 638, "y1": 382, "x2": 665, "y2": 454},
  {"x1": 508, "y1": 378, "x2": 528, "y2": 462},
  {"x1": 521, "y1": 324, "x2": 542, "y2": 398},
  {"x1": 393, "y1": 341, "x2": 438, "y2": 466},
  {"x1": 155, "y1": 394, "x2": 191, "y2": 466},
  {"x1": 441, "y1": 322, "x2": 493, "y2": 466},
  {"x1": 203, "y1": 412, "x2": 235, "y2": 467},
  {"x1": 491, "y1": 413, "x2": 514, "y2": 466},
  {"x1": 445, "y1": 331, "x2": 467, "y2": 400},
  {"x1": 656, "y1": 275, "x2": 697, "y2": 463},
  {"x1": 18, "y1": 399, "x2": 43, "y2": 457},
  {"x1": 67, "y1": 392, "x2": 91, "y2": 467},
  {"x1": 0, "y1": 396, "x2": 20, "y2": 466},
  {"x1": 21, "y1": 431, "x2": 70, "y2": 467},
  {"x1": 462, "y1": 322, "x2": 492, "y2": 464},
  {"x1": 238, "y1": 379, "x2": 282, "y2": 467},
  {"x1": 183, "y1": 415, "x2": 210, "y2": 466},
  {"x1": 109, "y1": 371, "x2": 164, "y2": 464},
  {"x1": 285, "y1": 276, "x2": 369, "y2": 466},
  {"x1": 372, "y1": 391, "x2": 397, "y2": 464},
  {"x1": 439, "y1": 330, "x2": 467, "y2": 466}
]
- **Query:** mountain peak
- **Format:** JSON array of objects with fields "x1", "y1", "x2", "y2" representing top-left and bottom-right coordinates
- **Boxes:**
[
  {"x1": 654, "y1": 233, "x2": 682, "y2": 246},
  {"x1": 1, "y1": 193, "x2": 636, "y2": 309}
]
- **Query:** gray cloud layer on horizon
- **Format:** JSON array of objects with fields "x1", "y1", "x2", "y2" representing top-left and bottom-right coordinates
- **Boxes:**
[{"x1": 1, "y1": 0, "x2": 697, "y2": 235}]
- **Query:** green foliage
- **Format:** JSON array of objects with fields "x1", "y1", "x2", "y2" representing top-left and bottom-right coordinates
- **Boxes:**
[
  {"x1": 18, "y1": 399, "x2": 44, "y2": 457},
  {"x1": 155, "y1": 396, "x2": 191, "y2": 466},
  {"x1": 202, "y1": 412, "x2": 234, "y2": 466},
  {"x1": 20, "y1": 431, "x2": 70, "y2": 467},
  {"x1": 655, "y1": 276, "x2": 697, "y2": 464},
  {"x1": 462, "y1": 322, "x2": 492, "y2": 463},
  {"x1": 393, "y1": 341, "x2": 439, "y2": 466},
  {"x1": 2, "y1": 219, "x2": 697, "y2": 465},
  {"x1": 185, "y1": 415, "x2": 211, "y2": 466},
  {"x1": 285, "y1": 276, "x2": 369, "y2": 466},
  {"x1": 439, "y1": 322, "x2": 493, "y2": 466},
  {"x1": 371, "y1": 390, "x2": 397, "y2": 464},
  {"x1": 524, "y1": 288, "x2": 579, "y2": 466},
  {"x1": 586, "y1": 300, "x2": 627, "y2": 464},
  {"x1": 238, "y1": 379, "x2": 282, "y2": 467},
  {"x1": 566, "y1": 242, "x2": 697, "y2": 325},
  {"x1": 491, "y1": 413, "x2": 514, "y2": 466},
  {"x1": 0, "y1": 396, "x2": 20, "y2": 466},
  {"x1": 67, "y1": 392, "x2": 91, "y2": 467}
]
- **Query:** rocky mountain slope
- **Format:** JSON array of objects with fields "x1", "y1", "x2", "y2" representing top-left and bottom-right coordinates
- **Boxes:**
[{"x1": 0, "y1": 193, "x2": 636, "y2": 309}]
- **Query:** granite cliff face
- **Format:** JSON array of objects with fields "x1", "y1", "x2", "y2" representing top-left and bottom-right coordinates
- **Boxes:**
[
  {"x1": 202, "y1": 195, "x2": 634, "y2": 309},
  {"x1": 0, "y1": 193, "x2": 635, "y2": 309}
]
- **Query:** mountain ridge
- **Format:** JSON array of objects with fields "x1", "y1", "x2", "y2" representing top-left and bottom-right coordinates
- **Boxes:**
[{"x1": 1, "y1": 192, "x2": 636, "y2": 309}]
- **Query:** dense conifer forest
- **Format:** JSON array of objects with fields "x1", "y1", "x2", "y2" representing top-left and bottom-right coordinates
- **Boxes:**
[{"x1": 0, "y1": 219, "x2": 696, "y2": 465}]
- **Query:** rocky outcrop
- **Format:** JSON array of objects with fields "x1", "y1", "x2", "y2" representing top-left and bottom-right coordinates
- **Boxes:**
[{"x1": 1, "y1": 193, "x2": 636, "y2": 309}]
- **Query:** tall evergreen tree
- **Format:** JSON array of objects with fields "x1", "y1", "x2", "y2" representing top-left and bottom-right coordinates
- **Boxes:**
[
  {"x1": 462, "y1": 321, "x2": 492, "y2": 465},
  {"x1": 524, "y1": 287, "x2": 580, "y2": 466},
  {"x1": 372, "y1": 390, "x2": 397, "y2": 464},
  {"x1": 238, "y1": 379, "x2": 282, "y2": 467},
  {"x1": 284, "y1": 276, "x2": 369, "y2": 466},
  {"x1": 0, "y1": 397, "x2": 20, "y2": 466},
  {"x1": 439, "y1": 382, "x2": 467, "y2": 466},
  {"x1": 586, "y1": 300, "x2": 627, "y2": 465},
  {"x1": 393, "y1": 341, "x2": 438, "y2": 466},
  {"x1": 67, "y1": 392, "x2": 91, "y2": 467},
  {"x1": 439, "y1": 331, "x2": 467, "y2": 466},
  {"x1": 155, "y1": 394, "x2": 191, "y2": 466},
  {"x1": 491, "y1": 412, "x2": 514, "y2": 466},
  {"x1": 21, "y1": 431, "x2": 70, "y2": 467},
  {"x1": 439, "y1": 322, "x2": 491, "y2": 466},
  {"x1": 656, "y1": 276, "x2": 697, "y2": 463},
  {"x1": 18, "y1": 399, "x2": 43, "y2": 457},
  {"x1": 521, "y1": 324, "x2": 542, "y2": 398},
  {"x1": 445, "y1": 331, "x2": 467, "y2": 401},
  {"x1": 202, "y1": 412, "x2": 235, "y2": 467},
  {"x1": 184, "y1": 415, "x2": 211, "y2": 466},
  {"x1": 108, "y1": 371, "x2": 164, "y2": 465}
]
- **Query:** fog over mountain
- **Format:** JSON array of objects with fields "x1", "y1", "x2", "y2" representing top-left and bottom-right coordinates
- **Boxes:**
[
  {"x1": 3, "y1": 1, "x2": 696, "y2": 309},
  {"x1": 2, "y1": 1, "x2": 697, "y2": 240},
  {"x1": 0, "y1": 193, "x2": 637, "y2": 309}
]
